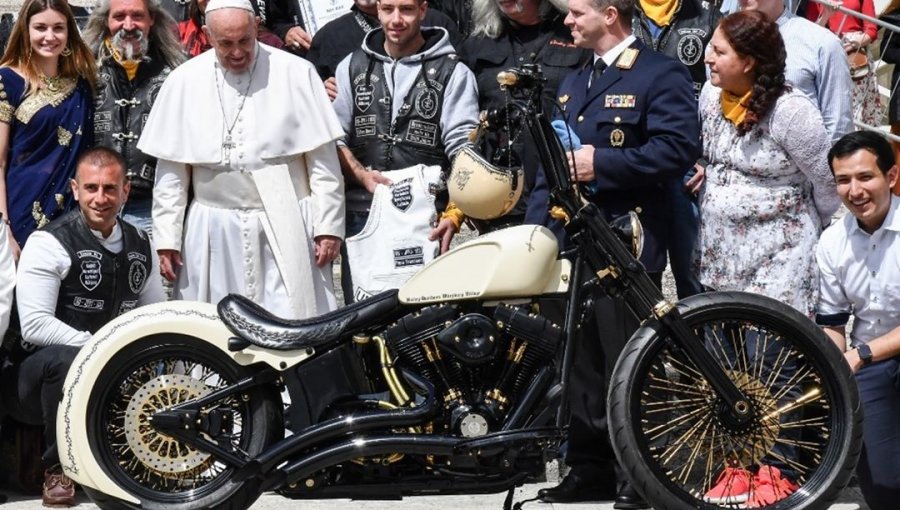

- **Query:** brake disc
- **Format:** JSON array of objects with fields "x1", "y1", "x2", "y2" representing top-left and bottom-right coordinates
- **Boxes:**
[{"x1": 124, "y1": 374, "x2": 214, "y2": 476}]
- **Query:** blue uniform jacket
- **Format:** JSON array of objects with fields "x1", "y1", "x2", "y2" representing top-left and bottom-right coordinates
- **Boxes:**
[{"x1": 526, "y1": 39, "x2": 701, "y2": 273}]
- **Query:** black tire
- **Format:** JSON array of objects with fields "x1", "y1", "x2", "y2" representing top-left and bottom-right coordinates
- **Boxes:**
[
  {"x1": 84, "y1": 335, "x2": 281, "y2": 510},
  {"x1": 608, "y1": 291, "x2": 862, "y2": 510}
]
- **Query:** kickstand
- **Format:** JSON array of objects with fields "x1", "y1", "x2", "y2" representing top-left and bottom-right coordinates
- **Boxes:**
[
  {"x1": 503, "y1": 487, "x2": 515, "y2": 510},
  {"x1": 503, "y1": 488, "x2": 540, "y2": 510}
]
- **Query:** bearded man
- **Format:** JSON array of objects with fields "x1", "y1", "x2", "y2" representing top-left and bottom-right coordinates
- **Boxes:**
[{"x1": 83, "y1": 0, "x2": 186, "y2": 235}]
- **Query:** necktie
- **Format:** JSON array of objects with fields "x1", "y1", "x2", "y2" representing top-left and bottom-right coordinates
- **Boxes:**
[{"x1": 589, "y1": 59, "x2": 607, "y2": 90}]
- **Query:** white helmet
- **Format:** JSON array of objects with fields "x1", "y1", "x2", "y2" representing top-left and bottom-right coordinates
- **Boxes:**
[{"x1": 448, "y1": 146, "x2": 524, "y2": 220}]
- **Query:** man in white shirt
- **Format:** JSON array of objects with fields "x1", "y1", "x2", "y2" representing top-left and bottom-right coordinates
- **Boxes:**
[
  {"x1": 817, "y1": 131, "x2": 900, "y2": 510},
  {"x1": 740, "y1": 0, "x2": 853, "y2": 143},
  {"x1": 0, "y1": 147, "x2": 164, "y2": 507}
]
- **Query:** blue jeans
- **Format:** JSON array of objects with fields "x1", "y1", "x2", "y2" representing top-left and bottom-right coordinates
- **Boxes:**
[
  {"x1": 121, "y1": 199, "x2": 152, "y2": 238},
  {"x1": 855, "y1": 358, "x2": 900, "y2": 510},
  {"x1": 666, "y1": 174, "x2": 702, "y2": 298}
]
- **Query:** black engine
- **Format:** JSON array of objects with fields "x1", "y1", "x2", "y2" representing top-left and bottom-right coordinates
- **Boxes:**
[{"x1": 381, "y1": 303, "x2": 562, "y2": 437}]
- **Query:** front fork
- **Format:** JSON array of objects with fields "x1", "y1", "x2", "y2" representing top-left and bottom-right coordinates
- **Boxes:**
[{"x1": 555, "y1": 205, "x2": 755, "y2": 428}]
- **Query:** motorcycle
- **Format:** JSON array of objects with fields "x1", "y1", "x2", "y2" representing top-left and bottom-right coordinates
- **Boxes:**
[{"x1": 59, "y1": 65, "x2": 861, "y2": 510}]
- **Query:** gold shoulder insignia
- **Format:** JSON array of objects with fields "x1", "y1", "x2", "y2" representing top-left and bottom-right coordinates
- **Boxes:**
[{"x1": 616, "y1": 48, "x2": 639, "y2": 70}]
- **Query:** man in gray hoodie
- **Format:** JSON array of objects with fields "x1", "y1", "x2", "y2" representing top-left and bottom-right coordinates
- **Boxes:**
[{"x1": 332, "y1": 0, "x2": 479, "y2": 301}]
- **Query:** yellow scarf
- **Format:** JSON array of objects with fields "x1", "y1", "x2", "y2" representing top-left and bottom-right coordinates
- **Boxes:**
[
  {"x1": 640, "y1": 0, "x2": 680, "y2": 27},
  {"x1": 720, "y1": 89, "x2": 753, "y2": 127},
  {"x1": 104, "y1": 38, "x2": 140, "y2": 81}
]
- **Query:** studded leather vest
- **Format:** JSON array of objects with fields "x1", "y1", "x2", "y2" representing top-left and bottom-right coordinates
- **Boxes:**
[
  {"x1": 94, "y1": 55, "x2": 171, "y2": 200},
  {"x1": 346, "y1": 49, "x2": 458, "y2": 173},
  {"x1": 46, "y1": 211, "x2": 152, "y2": 335}
]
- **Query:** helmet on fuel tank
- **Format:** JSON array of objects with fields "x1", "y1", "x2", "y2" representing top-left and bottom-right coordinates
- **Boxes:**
[{"x1": 447, "y1": 146, "x2": 524, "y2": 220}]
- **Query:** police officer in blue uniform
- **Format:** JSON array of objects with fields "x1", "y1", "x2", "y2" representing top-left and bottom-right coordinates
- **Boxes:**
[{"x1": 529, "y1": 0, "x2": 700, "y2": 506}]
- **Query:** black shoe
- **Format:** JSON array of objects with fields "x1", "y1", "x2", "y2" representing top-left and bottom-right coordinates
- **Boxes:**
[
  {"x1": 537, "y1": 471, "x2": 616, "y2": 503},
  {"x1": 613, "y1": 482, "x2": 649, "y2": 509}
]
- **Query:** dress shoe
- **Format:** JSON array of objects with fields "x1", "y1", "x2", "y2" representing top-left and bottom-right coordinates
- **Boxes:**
[
  {"x1": 42, "y1": 467, "x2": 75, "y2": 507},
  {"x1": 537, "y1": 471, "x2": 616, "y2": 503},
  {"x1": 613, "y1": 481, "x2": 649, "y2": 509}
]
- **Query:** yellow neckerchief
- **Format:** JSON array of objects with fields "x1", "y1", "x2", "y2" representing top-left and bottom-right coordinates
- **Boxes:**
[
  {"x1": 720, "y1": 89, "x2": 753, "y2": 128},
  {"x1": 639, "y1": 0, "x2": 680, "y2": 27},
  {"x1": 104, "y1": 38, "x2": 140, "y2": 81}
]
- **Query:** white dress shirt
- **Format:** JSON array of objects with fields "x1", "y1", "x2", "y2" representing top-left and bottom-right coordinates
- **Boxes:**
[{"x1": 816, "y1": 197, "x2": 900, "y2": 346}]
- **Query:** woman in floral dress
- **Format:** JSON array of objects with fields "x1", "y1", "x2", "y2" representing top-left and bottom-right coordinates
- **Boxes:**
[{"x1": 696, "y1": 10, "x2": 840, "y2": 316}]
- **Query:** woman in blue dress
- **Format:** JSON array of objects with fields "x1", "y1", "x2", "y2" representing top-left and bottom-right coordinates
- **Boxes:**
[{"x1": 0, "y1": 0, "x2": 96, "y2": 258}]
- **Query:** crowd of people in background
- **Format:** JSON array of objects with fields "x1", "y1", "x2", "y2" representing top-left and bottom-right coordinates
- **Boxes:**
[{"x1": 0, "y1": 0, "x2": 897, "y2": 508}]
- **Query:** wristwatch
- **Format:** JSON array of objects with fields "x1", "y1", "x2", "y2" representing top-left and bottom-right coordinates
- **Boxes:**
[{"x1": 856, "y1": 343, "x2": 873, "y2": 366}]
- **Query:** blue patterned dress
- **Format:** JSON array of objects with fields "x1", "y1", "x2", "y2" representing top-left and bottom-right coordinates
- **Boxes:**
[{"x1": 0, "y1": 67, "x2": 93, "y2": 246}]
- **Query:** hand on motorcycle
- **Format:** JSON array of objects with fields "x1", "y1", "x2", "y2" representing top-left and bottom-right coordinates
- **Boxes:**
[
  {"x1": 158, "y1": 249, "x2": 183, "y2": 281},
  {"x1": 314, "y1": 235, "x2": 341, "y2": 267},
  {"x1": 567, "y1": 145, "x2": 596, "y2": 183},
  {"x1": 429, "y1": 218, "x2": 458, "y2": 254}
]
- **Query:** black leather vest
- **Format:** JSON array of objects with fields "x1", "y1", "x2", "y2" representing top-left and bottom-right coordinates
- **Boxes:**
[
  {"x1": 633, "y1": 0, "x2": 720, "y2": 98},
  {"x1": 47, "y1": 211, "x2": 152, "y2": 335},
  {"x1": 94, "y1": 55, "x2": 171, "y2": 200},
  {"x1": 346, "y1": 49, "x2": 458, "y2": 172}
]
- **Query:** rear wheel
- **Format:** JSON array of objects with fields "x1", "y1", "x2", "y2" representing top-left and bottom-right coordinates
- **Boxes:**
[
  {"x1": 86, "y1": 335, "x2": 281, "y2": 510},
  {"x1": 609, "y1": 292, "x2": 861, "y2": 510}
]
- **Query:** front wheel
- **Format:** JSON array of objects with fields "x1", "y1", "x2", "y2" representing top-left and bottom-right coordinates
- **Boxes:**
[
  {"x1": 85, "y1": 335, "x2": 281, "y2": 510},
  {"x1": 609, "y1": 291, "x2": 861, "y2": 510}
]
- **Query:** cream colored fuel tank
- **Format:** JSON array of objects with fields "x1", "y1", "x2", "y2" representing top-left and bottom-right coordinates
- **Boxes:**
[{"x1": 398, "y1": 224, "x2": 570, "y2": 304}]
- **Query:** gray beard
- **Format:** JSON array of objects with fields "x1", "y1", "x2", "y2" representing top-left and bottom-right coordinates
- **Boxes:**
[{"x1": 111, "y1": 29, "x2": 148, "y2": 61}]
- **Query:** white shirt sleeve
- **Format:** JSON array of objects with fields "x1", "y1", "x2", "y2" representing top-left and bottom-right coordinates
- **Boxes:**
[
  {"x1": 16, "y1": 232, "x2": 91, "y2": 347},
  {"x1": 0, "y1": 222, "x2": 16, "y2": 338},
  {"x1": 152, "y1": 159, "x2": 191, "y2": 252}
]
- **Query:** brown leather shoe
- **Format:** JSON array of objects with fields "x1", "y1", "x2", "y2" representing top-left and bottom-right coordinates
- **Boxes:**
[{"x1": 42, "y1": 468, "x2": 75, "y2": 507}]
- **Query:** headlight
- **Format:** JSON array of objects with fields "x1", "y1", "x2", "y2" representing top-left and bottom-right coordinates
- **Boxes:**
[{"x1": 610, "y1": 210, "x2": 644, "y2": 260}]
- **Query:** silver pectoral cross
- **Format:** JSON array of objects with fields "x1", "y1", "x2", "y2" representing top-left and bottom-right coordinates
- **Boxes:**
[{"x1": 223, "y1": 134, "x2": 235, "y2": 160}]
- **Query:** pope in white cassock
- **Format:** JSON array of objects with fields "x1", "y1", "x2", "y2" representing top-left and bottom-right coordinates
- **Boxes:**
[{"x1": 137, "y1": 0, "x2": 345, "y2": 320}]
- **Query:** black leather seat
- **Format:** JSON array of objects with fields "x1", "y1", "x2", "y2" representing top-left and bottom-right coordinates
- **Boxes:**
[{"x1": 218, "y1": 290, "x2": 402, "y2": 351}]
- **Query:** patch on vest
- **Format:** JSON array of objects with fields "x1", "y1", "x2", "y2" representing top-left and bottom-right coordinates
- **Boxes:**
[
  {"x1": 77, "y1": 250, "x2": 103, "y2": 291},
  {"x1": 354, "y1": 81, "x2": 375, "y2": 113},
  {"x1": 414, "y1": 88, "x2": 439, "y2": 119},
  {"x1": 95, "y1": 111, "x2": 112, "y2": 134},
  {"x1": 129, "y1": 260, "x2": 148, "y2": 294},
  {"x1": 394, "y1": 246, "x2": 425, "y2": 268},
  {"x1": 355, "y1": 114, "x2": 376, "y2": 137},
  {"x1": 95, "y1": 72, "x2": 111, "y2": 108},
  {"x1": 391, "y1": 178, "x2": 414, "y2": 211},
  {"x1": 405, "y1": 120, "x2": 438, "y2": 147},
  {"x1": 73, "y1": 296, "x2": 105, "y2": 310},
  {"x1": 119, "y1": 300, "x2": 138, "y2": 315},
  {"x1": 677, "y1": 34, "x2": 703, "y2": 66}
]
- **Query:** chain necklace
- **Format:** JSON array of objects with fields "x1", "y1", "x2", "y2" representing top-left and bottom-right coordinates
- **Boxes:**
[
  {"x1": 213, "y1": 45, "x2": 260, "y2": 160},
  {"x1": 40, "y1": 73, "x2": 63, "y2": 93}
]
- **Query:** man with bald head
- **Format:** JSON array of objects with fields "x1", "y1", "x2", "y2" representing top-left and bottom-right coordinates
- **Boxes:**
[{"x1": 138, "y1": 0, "x2": 346, "y2": 319}]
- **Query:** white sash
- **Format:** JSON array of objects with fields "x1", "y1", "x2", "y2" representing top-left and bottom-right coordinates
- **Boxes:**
[{"x1": 252, "y1": 164, "x2": 317, "y2": 318}]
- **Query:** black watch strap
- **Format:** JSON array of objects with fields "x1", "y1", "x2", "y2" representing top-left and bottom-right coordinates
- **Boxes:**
[{"x1": 857, "y1": 343, "x2": 873, "y2": 366}]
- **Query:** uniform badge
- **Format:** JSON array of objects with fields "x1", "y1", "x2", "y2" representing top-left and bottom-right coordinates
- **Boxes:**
[
  {"x1": 559, "y1": 94, "x2": 570, "y2": 112},
  {"x1": 604, "y1": 95, "x2": 636, "y2": 108},
  {"x1": 616, "y1": 48, "x2": 639, "y2": 70},
  {"x1": 610, "y1": 128, "x2": 625, "y2": 147}
]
